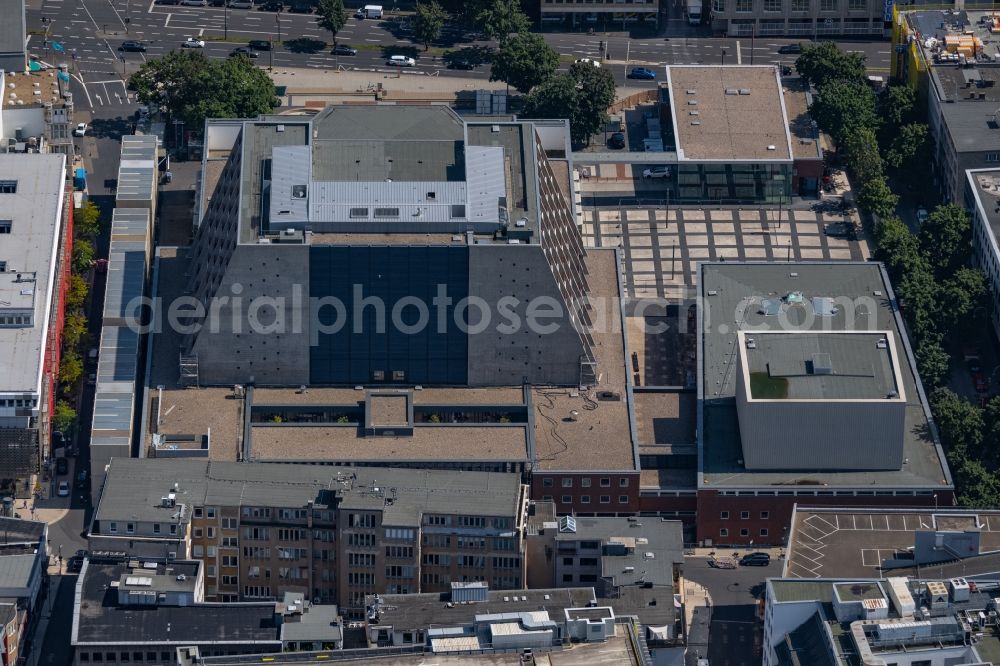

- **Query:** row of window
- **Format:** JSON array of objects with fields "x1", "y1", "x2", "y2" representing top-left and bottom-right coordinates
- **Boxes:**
[
  {"x1": 108, "y1": 522, "x2": 177, "y2": 535},
  {"x1": 542, "y1": 477, "x2": 628, "y2": 488},
  {"x1": 720, "y1": 528, "x2": 770, "y2": 537},
  {"x1": 716, "y1": 0, "x2": 867, "y2": 11},
  {"x1": 542, "y1": 495, "x2": 630, "y2": 505},
  {"x1": 720, "y1": 511, "x2": 769, "y2": 520},
  {"x1": 79, "y1": 651, "x2": 177, "y2": 662},
  {"x1": 0, "y1": 398, "x2": 36, "y2": 408},
  {"x1": 0, "y1": 315, "x2": 30, "y2": 327}
]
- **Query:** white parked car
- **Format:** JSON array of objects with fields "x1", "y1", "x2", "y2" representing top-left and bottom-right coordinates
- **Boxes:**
[
  {"x1": 575, "y1": 58, "x2": 601, "y2": 67},
  {"x1": 57, "y1": 481, "x2": 70, "y2": 497},
  {"x1": 182, "y1": 37, "x2": 206, "y2": 48},
  {"x1": 387, "y1": 55, "x2": 416, "y2": 67},
  {"x1": 72, "y1": 122, "x2": 87, "y2": 137},
  {"x1": 643, "y1": 166, "x2": 671, "y2": 179}
]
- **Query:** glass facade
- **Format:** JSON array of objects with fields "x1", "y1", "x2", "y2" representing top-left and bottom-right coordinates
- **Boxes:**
[{"x1": 673, "y1": 162, "x2": 792, "y2": 204}]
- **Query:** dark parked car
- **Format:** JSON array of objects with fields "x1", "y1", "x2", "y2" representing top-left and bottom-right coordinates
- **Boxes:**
[
  {"x1": 230, "y1": 47, "x2": 259, "y2": 58},
  {"x1": 627, "y1": 67, "x2": 656, "y2": 80},
  {"x1": 448, "y1": 58, "x2": 475, "y2": 70},
  {"x1": 55, "y1": 457, "x2": 68, "y2": 475},
  {"x1": 740, "y1": 552, "x2": 771, "y2": 567},
  {"x1": 823, "y1": 222, "x2": 857, "y2": 239},
  {"x1": 118, "y1": 40, "x2": 147, "y2": 52},
  {"x1": 332, "y1": 44, "x2": 358, "y2": 55},
  {"x1": 259, "y1": 0, "x2": 283, "y2": 8},
  {"x1": 608, "y1": 132, "x2": 626, "y2": 149},
  {"x1": 248, "y1": 39, "x2": 272, "y2": 51},
  {"x1": 778, "y1": 43, "x2": 802, "y2": 54},
  {"x1": 67, "y1": 549, "x2": 87, "y2": 572}
]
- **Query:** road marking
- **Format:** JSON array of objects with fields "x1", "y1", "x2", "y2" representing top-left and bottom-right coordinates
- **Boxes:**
[
  {"x1": 148, "y1": 0, "x2": 155, "y2": 11},
  {"x1": 164, "y1": 12, "x2": 172, "y2": 26},
  {"x1": 199, "y1": 27, "x2": 204, "y2": 35}
]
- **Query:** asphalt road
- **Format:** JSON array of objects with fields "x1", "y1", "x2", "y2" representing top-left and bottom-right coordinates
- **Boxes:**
[{"x1": 29, "y1": 0, "x2": 892, "y2": 111}]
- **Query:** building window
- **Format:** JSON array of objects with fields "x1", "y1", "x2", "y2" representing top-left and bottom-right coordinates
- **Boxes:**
[
  {"x1": 720, "y1": 528, "x2": 729, "y2": 537},
  {"x1": 562, "y1": 574, "x2": 573, "y2": 582},
  {"x1": 581, "y1": 495, "x2": 590, "y2": 504},
  {"x1": 712, "y1": 0, "x2": 725, "y2": 10},
  {"x1": 820, "y1": 0, "x2": 835, "y2": 10},
  {"x1": 561, "y1": 478, "x2": 573, "y2": 488},
  {"x1": 740, "y1": 511, "x2": 749, "y2": 519},
  {"x1": 764, "y1": 0, "x2": 781, "y2": 10},
  {"x1": 618, "y1": 495, "x2": 629, "y2": 504},
  {"x1": 720, "y1": 511, "x2": 729, "y2": 520},
  {"x1": 109, "y1": 522, "x2": 117, "y2": 534},
  {"x1": 0, "y1": 221, "x2": 11, "y2": 234},
  {"x1": 563, "y1": 557, "x2": 573, "y2": 565},
  {"x1": 580, "y1": 478, "x2": 591, "y2": 488},
  {"x1": 543, "y1": 478, "x2": 553, "y2": 488},
  {"x1": 561, "y1": 495, "x2": 572, "y2": 504},
  {"x1": 126, "y1": 523, "x2": 134, "y2": 534},
  {"x1": 760, "y1": 528, "x2": 769, "y2": 537},
  {"x1": 542, "y1": 495, "x2": 552, "y2": 501},
  {"x1": 791, "y1": 0, "x2": 808, "y2": 10},
  {"x1": 194, "y1": 508, "x2": 203, "y2": 518},
  {"x1": 0, "y1": 181, "x2": 16, "y2": 194},
  {"x1": 986, "y1": 153, "x2": 1000, "y2": 162},
  {"x1": 760, "y1": 511, "x2": 769, "y2": 519},
  {"x1": 847, "y1": 0, "x2": 864, "y2": 9},
  {"x1": 740, "y1": 528, "x2": 749, "y2": 537},
  {"x1": 207, "y1": 507, "x2": 217, "y2": 518},
  {"x1": 619, "y1": 478, "x2": 629, "y2": 488},
  {"x1": 600, "y1": 495, "x2": 611, "y2": 504},
  {"x1": 600, "y1": 478, "x2": 611, "y2": 487},
  {"x1": 735, "y1": 0, "x2": 753, "y2": 12},
  {"x1": 153, "y1": 524, "x2": 161, "y2": 534}
]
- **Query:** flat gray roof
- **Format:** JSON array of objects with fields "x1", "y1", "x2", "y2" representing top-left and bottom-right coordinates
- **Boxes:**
[
  {"x1": 741, "y1": 331, "x2": 902, "y2": 401},
  {"x1": 0, "y1": 153, "x2": 66, "y2": 395},
  {"x1": 95, "y1": 459, "x2": 524, "y2": 528},
  {"x1": 116, "y1": 135, "x2": 158, "y2": 202},
  {"x1": 0, "y1": 554, "x2": 37, "y2": 589},
  {"x1": 667, "y1": 66, "x2": 792, "y2": 162},
  {"x1": 0, "y1": 0, "x2": 26, "y2": 63},
  {"x1": 698, "y1": 262, "x2": 950, "y2": 490},
  {"x1": 969, "y1": 169, "x2": 1000, "y2": 262}
]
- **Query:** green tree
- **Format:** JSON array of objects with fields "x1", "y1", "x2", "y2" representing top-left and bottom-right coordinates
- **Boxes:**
[
  {"x1": 915, "y1": 335, "x2": 950, "y2": 390},
  {"x1": 983, "y1": 396, "x2": 1000, "y2": 466},
  {"x1": 569, "y1": 61, "x2": 617, "y2": 145},
  {"x1": 795, "y1": 42, "x2": 867, "y2": 88},
  {"x1": 856, "y1": 176, "x2": 898, "y2": 220},
  {"x1": 932, "y1": 388, "x2": 985, "y2": 458},
  {"x1": 73, "y1": 239, "x2": 95, "y2": 274},
  {"x1": 59, "y1": 350, "x2": 83, "y2": 387},
  {"x1": 885, "y1": 122, "x2": 930, "y2": 170},
  {"x1": 74, "y1": 201, "x2": 102, "y2": 238},
  {"x1": 919, "y1": 204, "x2": 972, "y2": 277},
  {"x1": 490, "y1": 33, "x2": 559, "y2": 94},
  {"x1": 897, "y1": 260, "x2": 939, "y2": 339},
  {"x1": 953, "y1": 456, "x2": 1000, "y2": 508},
  {"x1": 51, "y1": 400, "x2": 77, "y2": 434},
  {"x1": 877, "y1": 84, "x2": 917, "y2": 136},
  {"x1": 873, "y1": 216, "x2": 920, "y2": 282},
  {"x1": 413, "y1": 1, "x2": 447, "y2": 50},
  {"x1": 128, "y1": 51, "x2": 278, "y2": 135},
  {"x1": 841, "y1": 127, "x2": 883, "y2": 184},
  {"x1": 523, "y1": 74, "x2": 579, "y2": 134},
  {"x1": 63, "y1": 312, "x2": 88, "y2": 349},
  {"x1": 934, "y1": 267, "x2": 987, "y2": 331},
  {"x1": 809, "y1": 79, "x2": 878, "y2": 144},
  {"x1": 65, "y1": 274, "x2": 88, "y2": 310},
  {"x1": 316, "y1": 0, "x2": 347, "y2": 46},
  {"x1": 478, "y1": 0, "x2": 530, "y2": 44}
]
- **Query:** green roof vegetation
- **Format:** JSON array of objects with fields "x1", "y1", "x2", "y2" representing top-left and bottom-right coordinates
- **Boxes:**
[{"x1": 750, "y1": 372, "x2": 789, "y2": 399}]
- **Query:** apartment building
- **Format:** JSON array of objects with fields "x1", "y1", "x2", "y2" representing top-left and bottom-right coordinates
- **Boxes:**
[
  {"x1": 89, "y1": 459, "x2": 529, "y2": 617},
  {"x1": 538, "y1": 0, "x2": 659, "y2": 30},
  {"x1": 710, "y1": 0, "x2": 887, "y2": 37},
  {"x1": 0, "y1": 518, "x2": 46, "y2": 666},
  {"x1": 966, "y1": 169, "x2": 1000, "y2": 341},
  {"x1": 0, "y1": 153, "x2": 70, "y2": 495}
]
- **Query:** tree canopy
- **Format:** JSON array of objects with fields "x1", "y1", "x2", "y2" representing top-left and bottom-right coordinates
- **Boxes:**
[
  {"x1": 490, "y1": 32, "x2": 559, "y2": 94},
  {"x1": 413, "y1": 1, "x2": 447, "y2": 50},
  {"x1": 856, "y1": 176, "x2": 898, "y2": 220},
  {"x1": 918, "y1": 204, "x2": 972, "y2": 277},
  {"x1": 74, "y1": 201, "x2": 102, "y2": 238},
  {"x1": 522, "y1": 64, "x2": 616, "y2": 145},
  {"x1": 477, "y1": 0, "x2": 531, "y2": 44},
  {"x1": 128, "y1": 51, "x2": 278, "y2": 134},
  {"x1": 808, "y1": 78, "x2": 879, "y2": 144},
  {"x1": 316, "y1": 0, "x2": 347, "y2": 45},
  {"x1": 51, "y1": 400, "x2": 77, "y2": 434},
  {"x1": 795, "y1": 41, "x2": 867, "y2": 88}
]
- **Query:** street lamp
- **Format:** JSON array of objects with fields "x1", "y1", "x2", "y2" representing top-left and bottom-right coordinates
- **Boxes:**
[
  {"x1": 224, "y1": 1, "x2": 229, "y2": 40},
  {"x1": 720, "y1": 47, "x2": 727, "y2": 65}
]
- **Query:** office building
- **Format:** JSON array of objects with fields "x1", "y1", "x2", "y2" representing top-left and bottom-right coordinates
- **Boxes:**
[
  {"x1": 710, "y1": 0, "x2": 887, "y2": 37},
  {"x1": 695, "y1": 262, "x2": 952, "y2": 546},
  {"x1": 764, "y1": 575, "x2": 1000, "y2": 666},
  {"x1": 966, "y1": 168, "x2": 1000, "y2": 341},
  {"x1": 894, "y1": 10, "x2": 1000, "y2": 202},
  {"x1": 89, "y1": 458, "x2": 528, "y2": 617},
  {"x1": 0, "y1": 69, "x2": 76, "y2": 156},
  {"x1": 538, "y1": 0, "x2": 659, "y2": 31},
  {"x1": 0, "y1": 153, "x2": 70, "y2": 495},
  {"x1": 0, "y1": 517, "x2": 46, "y2": 666},
  {"x1": 71, "y1": 555, "x2": 344, "y2": 666}
]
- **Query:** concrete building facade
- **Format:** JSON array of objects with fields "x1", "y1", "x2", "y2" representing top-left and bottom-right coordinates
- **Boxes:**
[{"x1": 710, "y1": 0, "x2": 887, "y2": 37}]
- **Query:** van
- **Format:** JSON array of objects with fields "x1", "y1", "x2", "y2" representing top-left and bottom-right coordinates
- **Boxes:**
[
  {"x1": 739, "y1": 552, "x2": 771, "y2": 567},
  {"x1": 387, "y1": 55, "x2": 415, "y2": 67}
]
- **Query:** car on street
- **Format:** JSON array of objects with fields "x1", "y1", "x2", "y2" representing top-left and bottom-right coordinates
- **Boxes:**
[
  {"x1": 72, "y1": 122, "x2": 87, "y2": 137},
  {"x1": 739, "y1": 552, "x2": 771, "y2": 566},
  {"x1": 332, "y1": 44, "x2": 358, "y2": 55},
  {"x1": 249, "y1": 39, "x2": 272, "y2": 51},
  {"x1": 182, "y1": 37, "x2": 206, "y2": 48},
  {"x1": 230, "y1": 47, "x2": 259, "y2": 58},
  {"x1": 643, "y1": 166, "x2": 672, "y2": 178},
  {"x1": 259, "y1": 0, "x2": 283, "y2": 9},
  {"x1": 916, "y1": 207, "x2": 929, "y2": 224},
  {"x1": 627, "y1": 67, "x2": 656, "y2": 80},
  {"x1": 448, "y1": 58, "x2": 475, "y2": 70},
  {"x1": 57, "y1": 481, "x2": 70, "y2": 497},
  {"x1": 67, "y1": 549, "x2": 87, "y2": 572},
  {"x1": 608, "y1": 132, "x2": 626, "y2": 149},
  {"x1": 778, "y1": 43, "x2": 802, "y2": 54},
  {"x1": 387, "y1": 55, "x2": 416, "y2": 67},
  {"x1": 77, "y1": 469, "x2": 88, "y2": 486},
  {"x1": 55, "y1": 458, "x2": 68, "y2": 475},
  {"x1": 181, "y1": 0, "x2": 207, "y2": 5},
  {"x1": 118, "y1": 40, "x2": 147, "y2": 52},
  {"x1": 575, "y1": 58, "x2": 600, "y2": 67},
  {"x1": 156, "y1": 0, "x2": 181, "y2": 4},
  {"x1": 228, "y1": 0, "x2": 253, "y2": 6}
]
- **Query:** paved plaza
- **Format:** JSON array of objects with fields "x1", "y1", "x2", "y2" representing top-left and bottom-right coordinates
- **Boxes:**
[{"x1": 580, "y1": 206, "x2": 870, "y2": 299}]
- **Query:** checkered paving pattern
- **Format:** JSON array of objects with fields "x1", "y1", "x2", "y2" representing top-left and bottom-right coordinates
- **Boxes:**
[{"x1": 580, "y1": 207, "x2": 868, "y2": 299}]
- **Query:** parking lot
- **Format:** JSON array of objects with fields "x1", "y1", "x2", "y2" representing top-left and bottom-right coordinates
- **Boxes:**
[{"x1": 581, "y1": 205, "x2": 870, "y2": 299}]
